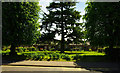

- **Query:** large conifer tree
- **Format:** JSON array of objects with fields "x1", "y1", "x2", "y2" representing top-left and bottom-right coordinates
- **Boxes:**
[{"x1": 41, "y1": 2, "x2": 83, "y2": 53}]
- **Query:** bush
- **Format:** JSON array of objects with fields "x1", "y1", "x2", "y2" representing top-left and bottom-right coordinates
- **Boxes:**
[
  {"x1": 30, "y1": 53, "x2": 37, "y2": 60},
  {"x1": 52, "y1": 53, "x2": 60, "y2": 60},
  {"x1": 49, "y1": 54, "x2": 53, "y2": 60},
  {"x1": 27, "y1": 47, "x2": 36, "y2": 51},
  {"x1": 50, "y1": 48, "x2": 55, "y2": 51},
  {"x1": 73, "y1": 54, "x2": 81, "y2": 60},
  {"x1": 2, "y1": 46, "x2": 10, "y2": 51},
  {"x1": 61, "y1": 54, "x2": 71, "y2": 61},
  {"x1": 23, "y1": 53, "x2": 31, "y2": 60},
  {"x1": 24, "y1": 52, "x2": 45, "y2": 60},
  {"x1": 38, "y1": 53, "x2": 45, "y2": 60},
  {"x1": 18, "y1": 47, "x2": 27, "y2": 52},
  {"x1": 17, "y1": 47, "x2": 37, "y2": 52},
  {"x1": 89, "y1": 49, "x2": 92, "y2": 51}
]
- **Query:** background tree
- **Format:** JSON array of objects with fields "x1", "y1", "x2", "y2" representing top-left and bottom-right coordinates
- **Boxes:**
[
  {"x1": 41, "y1": 2, "x2": 83, "y2": 53},
  {"x1": 2, "y1": 2, "x2": 41, "y2": 55},
  {"x1": 83, "y1": 2, "x2": 120, "y2": 58}
]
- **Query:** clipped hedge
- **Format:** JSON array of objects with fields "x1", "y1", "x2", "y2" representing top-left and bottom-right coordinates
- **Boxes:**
[{"x1": 22, "y1": 52, "x2": 73, "y2": 61}]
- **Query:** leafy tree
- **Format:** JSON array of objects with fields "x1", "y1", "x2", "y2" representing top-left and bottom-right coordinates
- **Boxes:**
[
  {"x1": 41, "y1": 2, "x2": 83, "y2": 53},
  {"x1": 2, "y1": 2, "x2": 41, "y2": 55},
  {"x1": 83, "y1": 2, "x2": 120, "y2": 57}
]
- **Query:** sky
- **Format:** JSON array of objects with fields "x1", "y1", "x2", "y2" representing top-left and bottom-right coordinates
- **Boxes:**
[{"x1": 39, "y1": 0, "x2": 87, "y2": 40}]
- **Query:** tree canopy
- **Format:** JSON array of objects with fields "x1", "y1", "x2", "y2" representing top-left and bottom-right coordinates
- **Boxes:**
[
  {"x1": 2, "y1": 2, "x2": 41, "y2": 54},
  {"x1": 41, "y1": 2, "x2": 83, "y2": 52},
  {"x1": 83, "y1": 2, "x2": 120, "y2": 48}
]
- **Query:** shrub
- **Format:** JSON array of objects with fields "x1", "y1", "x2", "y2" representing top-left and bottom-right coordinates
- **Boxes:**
[
  {"x1": 37, "y1": 53, "x2": 45, "y2": 60},
  {"x1": 56, "y1": 53, "x2": 61, "y2": 60},
  {"x1": 23, "y1": 53, "x2": 32, "y2": 60},
  {"x1": 24, "y1": 52, "x2": 45, "y2": 60},
  {"x1": 52, "y1": 53, "x2": 60, "y2": 60},
  {"x1": 61, "y1": 54, "x2": 71, "y2": 61},
  {"x1": 64, "y1": 55, "x2": 71, "y2": 61},
  {"x1": 27, "y1": 47, "x2": 36, "y2": 51},
  {"x1": 89, "y1": 49, "x2": 92, "y2": 51},
  {"x1": 18, "y1": 47, "x2": 27, "y2": 52},
  {"x1": 49, "y1": 54, "x2": 53, "y2": 60},
  {"x1": 50, "y1": 48, "x2": 55, "y2": 51},
  {"x1": 73, "y1": 54, "x2": 81, "y2": 60},
  {"x1": 2, "y1": 46, "x2": 10, "y2": 51}
]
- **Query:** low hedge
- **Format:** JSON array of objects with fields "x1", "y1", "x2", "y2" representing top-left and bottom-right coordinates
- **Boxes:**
[
  {"x1": 23, "y1": 52, "x2": 72, "y2": 61},
  {"x1": 2, "y1": 50, "x2": 106, "y2": 62}
]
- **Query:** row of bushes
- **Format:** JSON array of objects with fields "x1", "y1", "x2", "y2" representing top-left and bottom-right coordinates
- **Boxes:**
[
  {"x1": 21, "y1": 52, "x2": 105, "y2": 61},
  {"x1": 23, "y1": 52, "x2": 72, "y2": 61},
  {"x1": 2, "y1": 50, "x2": 106, "y2": 61}
]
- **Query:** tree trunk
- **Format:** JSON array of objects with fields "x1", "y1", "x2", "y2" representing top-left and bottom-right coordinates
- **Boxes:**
[
  {"x1": 61, "y1": 2, "x2": 64, "y2": 53},
  {"x1": 9, "y1": 44, "x2": 17, "y2": 55}
]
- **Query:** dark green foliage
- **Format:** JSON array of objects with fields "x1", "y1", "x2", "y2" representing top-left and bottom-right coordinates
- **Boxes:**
[
  {"x1": 61, "y1": 53, "x2": 71, "y2": 61},
  {"x1": 37, "y1": 53, "x2": 45, "y2": 60},
  {"x1": 24, "y1": 52, "x2": 45, "y2": 60},
  {"x1": 83, "y1": 2, "x2": 120, "y2": 60},
  {"x1": 52, "y1": 53, "x2": 61, "y2": 60},
  {"x1": 41, "y1": 2, "x2": 83, "y2": 53},
  {"x1": 2, "y1": 50, "x2": 108, "y2": 62},
  {"x1": 23, "y1": 52, "x2": 65, "y2": 61},
  {"x1": 16, "y1": 47, "x2": 36, "y2": 52},
  {"x1": 2, "y1": 52, "x2": 9, "y2": 56},
  {"x1": 27, "y1": 47, "x2": 36, "y2": 51},
  {"x1": 2, "y1": 46, "x2": 9, "y2": 51},
  {"x1": 2, "y1": 2, "x2": 41, "y2": 54},
  {"x1": 83, "y1": 2, "x2": 120, "y2": 47},
  {"x1": 24, "y1": 53, "x2": 32, "y2": 60},
  {"x1": 105, "y1": 48, "x2": 120, "y2": 61},
  {"x1": 50, "y1": 48, "x2": 55, "y2": 51},
  {"x1": 17, "y1": 47, "x2": 26, "y2": 52},
  {"x1": 73, "y1": 54, "x2": 81, "y2": 60}
]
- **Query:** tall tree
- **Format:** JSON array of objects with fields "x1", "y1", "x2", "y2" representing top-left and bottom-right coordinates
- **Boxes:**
[
  {"x1": 2, "y1": 2, "x2": 41, "y2": 55},
  {"x1": 41, "y1": 2, "x2": 83, "y2": 53},
  {"x1": 83, "y1": 2, "x2": 120, "y2": 56}
]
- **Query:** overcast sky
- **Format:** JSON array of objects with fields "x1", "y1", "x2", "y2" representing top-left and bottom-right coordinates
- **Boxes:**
[{"x1": 39, "y1": 0, "x2": 87, "y2": 40}]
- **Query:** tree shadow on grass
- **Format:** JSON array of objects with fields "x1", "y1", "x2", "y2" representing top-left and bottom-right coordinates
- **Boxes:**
[
  {"x1": 74, "y1": 55, "x2": 120, "y2": 73},
  {"x1": 2, "y1": 54, "x2": 27, "y2": 65}
]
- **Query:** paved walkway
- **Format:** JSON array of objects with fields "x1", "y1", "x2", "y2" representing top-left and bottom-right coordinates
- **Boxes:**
[
  {"x1": 2, "y1": 66, "x2": 89, "y2": 71},
  {"x1": 3, "y1": 61, "x2": 76, "y2": 68},
  {"x1": 2, "y1": 60, "x2": 120, "y2": 72}
]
